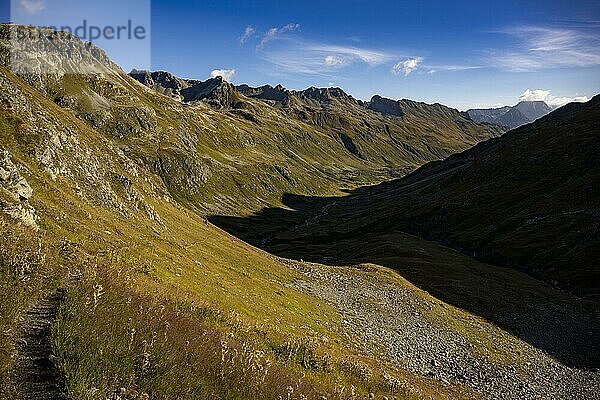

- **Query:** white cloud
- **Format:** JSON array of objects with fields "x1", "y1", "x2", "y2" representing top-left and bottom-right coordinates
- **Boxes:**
[
  {"x1": 259, "y1": 39, "x2": 394, "y2": 77},
  {"x1": 239, "y1": 26, "x2": 256, "y2": 44},
  {"x1": 545, "y1": 95, "x2": 589, "y2": 108},
  {"x1": 519, "y1": 89, "x2": 588, "y2": 108},
  {"x1": 210, "y1": 69, "x2": 236, "y2": 82},
  {"x1": 392, "y1": 57, "x2": 423, "y2": 76},
  {"x1": 258, "y1": 23, "x2": 300, "y2": 48},
  {"x1": 488, "y1": 52, "x2": 544, "y2": 72},
  {"x1": 324, "y1": 55, "x2": 345, "y2": 67},
  {"x1": 426, "y1": 65, "x2": 482, "y2": 74},
  {"x1": 490, "y1": 25, "x2": 600, "y2": 72},
  {"x1": 519, "y1": 89, "x2": 551, "y2": 102},
  {"x1": 19, "y1": 0, "x2": 45, "y2": 15},
  {"x1": 309, "y1": 44, "x2": 392, "y2": 66}
]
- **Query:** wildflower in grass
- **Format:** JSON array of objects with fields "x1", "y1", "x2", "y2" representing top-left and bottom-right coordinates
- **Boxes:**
[
  {"x1": 129, "y1": 327, "x2": 136, "y2": 351},
  {"x1": 141, "y1": 340, "x2": 151, "y2": 373},
  {"x1": 220, "y1": 340, "x2": 229, "y2": 377},
  {"x1": 261, "y1": 357, "x2": 272, "y2": 384},
  {"x1": 92, "y1": 283, "x2": 104, "y2": 309}
]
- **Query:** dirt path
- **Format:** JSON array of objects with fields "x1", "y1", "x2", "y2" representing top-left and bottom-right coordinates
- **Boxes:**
[{"x1": 11, "y1": 274, "x2": 80, "y2": 400}]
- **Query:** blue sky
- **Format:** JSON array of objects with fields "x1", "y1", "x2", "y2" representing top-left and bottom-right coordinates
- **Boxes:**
[{"x1": 4, "y1": 0, "x2": 600, "y2": 109}]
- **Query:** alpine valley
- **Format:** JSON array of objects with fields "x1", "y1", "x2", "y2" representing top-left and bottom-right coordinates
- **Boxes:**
[{"x1": 0, "y1": 24, "x2": 598, "y2": 400}]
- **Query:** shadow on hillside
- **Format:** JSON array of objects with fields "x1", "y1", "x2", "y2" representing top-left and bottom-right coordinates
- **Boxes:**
[{"x1": 210, "y1": 190, "x2": 600, "y2": 370}]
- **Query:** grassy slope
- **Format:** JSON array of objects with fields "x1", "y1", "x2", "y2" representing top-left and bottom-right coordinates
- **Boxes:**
[
  {"x1": 277, "y1": 97, "x2": 600, "y2": 299},
  {"x1": 3, "y1": 25, "x2": 580, "y2": 399},
  {"x1": 210, "y1": 99, "x2": 600, "y2": 368},
  {"x1": 4, "y1": 22, "x2": 500, "y2": 217},
  {"x1": 217, "y1": 96, "x2": 600, "y2": 295},
  {"x1": 0, "y1": 63, "x2": 485, "y2": 399}
]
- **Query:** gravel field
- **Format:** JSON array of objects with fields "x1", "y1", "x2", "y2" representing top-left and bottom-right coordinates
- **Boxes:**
[{"x1": 286, "y1": 261, "x2": 600, "y2": 400}]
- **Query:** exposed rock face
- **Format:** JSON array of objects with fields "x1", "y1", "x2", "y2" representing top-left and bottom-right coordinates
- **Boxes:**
[
  {"x1": 0, "y1": 24, "x2": 120, "y2": 91},
  {"x1": 514, "y1": 101, "x2": 552, "y2": 121},
  {"x1": 495, "y1": 107, "x2": 530, "y2": 129},
  {"x1": 237, "y1": 84, "x2": 361, "y2": 108},
  {"x1": 367, "y1": 95, "x2": 405, "y2": 117},
  {"x1": 0, "y1": 148, "x2": 38, "y2": 228},
  {"x1": 467, "y1": 101, "x2": 552, "y2": 129},
  {"x1": 294, "y1": 86, "x2": 357, "y2": 106},
  {"x1": 181, "y1": 76, "x2": 239, "y2": 107},
  {"x1": 466, "y1": 106, "x2": 510, "y2": 124},
  {"x1": 0, "y1": 25, "x2": 160, "y2": 141},
  {"x1": 129, "y1": 70, "x2": 239, "y2": 107},
  {"x1": 236, "y1": 84, "x2": 290, "y2": 105},
  {"x1": 129, "y1": 69, "x2": 190, "y2": 100},
  {"x1": 0, "y1": 150, "x2": 32, "y2": 201}
]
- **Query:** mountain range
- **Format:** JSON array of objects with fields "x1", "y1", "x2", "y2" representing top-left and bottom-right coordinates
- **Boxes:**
[
  {"x1": 1, "y1": 24, "x2": 599, "y2": 400},
  {"x1": 467, "y1": 101, "x2": 553, "y2": 129},
  {"x1": 130, "y1": 69, "x2": 554, "y2": 132},
  {"x1": 215, "y1": 94, "x2": 600, "y2": 299}
]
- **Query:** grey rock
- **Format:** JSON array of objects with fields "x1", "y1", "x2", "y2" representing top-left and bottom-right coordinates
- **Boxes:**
[
  {"x1": 285, "y1": 261, "x2": 600, "y2": 400},
  {"x1": 467, "y1": 101, "x2": 552, "y2": 129}
]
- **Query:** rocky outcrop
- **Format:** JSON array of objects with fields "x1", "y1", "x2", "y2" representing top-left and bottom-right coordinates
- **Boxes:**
[
  {"x1": 129, "y1": 69, "x2": 190, "y2": 101},
  {"x1": 294, "y1": 86, "x2": 357, "y2": 107},
  {"x1": 181, "y1": 76, "x2": 239, "y2": 107},
  {"x1": 0, "y1": 24, "x2": 121, "y2": 93},
  {"x1": 236, "y1": 84, "x2": 291, "y2": 106},
  {"x1": 367, "y1": 95, "x2": 405, "y2": 117},
  {"x1": 0, "y1": 148, "x2": 38, "y2": 229},
  {"x1": 0, "y1": 150, "x2": 32, "y2": 201},
  {"x1": 129, "y1": 70, "x2": 240, "y2": 108}
]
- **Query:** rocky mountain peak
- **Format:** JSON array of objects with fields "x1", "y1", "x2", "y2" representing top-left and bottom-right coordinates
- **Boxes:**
[
  {"x1": 236, "y1": 83, "x2": 291, "y2": 105},
  {"x1": 367, "y1": 95, "x2": 405, "y2": 117},
  {"x1": 467, "y1": 100, "x2": 552, "y2": 129},
  {"x1": 514, "y1": 100, "x2": 552, "y2": 121},
  {"x1": 0, "y1": 23, "x2": 120, "y2": 79},
  {"x1": 129, "y1": 69, "x2": 238, "y2": 107},
  {"x1": 296, "y1": 86, "x2": 355, "y2": 105},
  {"x1": 129, "y1": 69, "x2": 190, "y2": 99}
]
